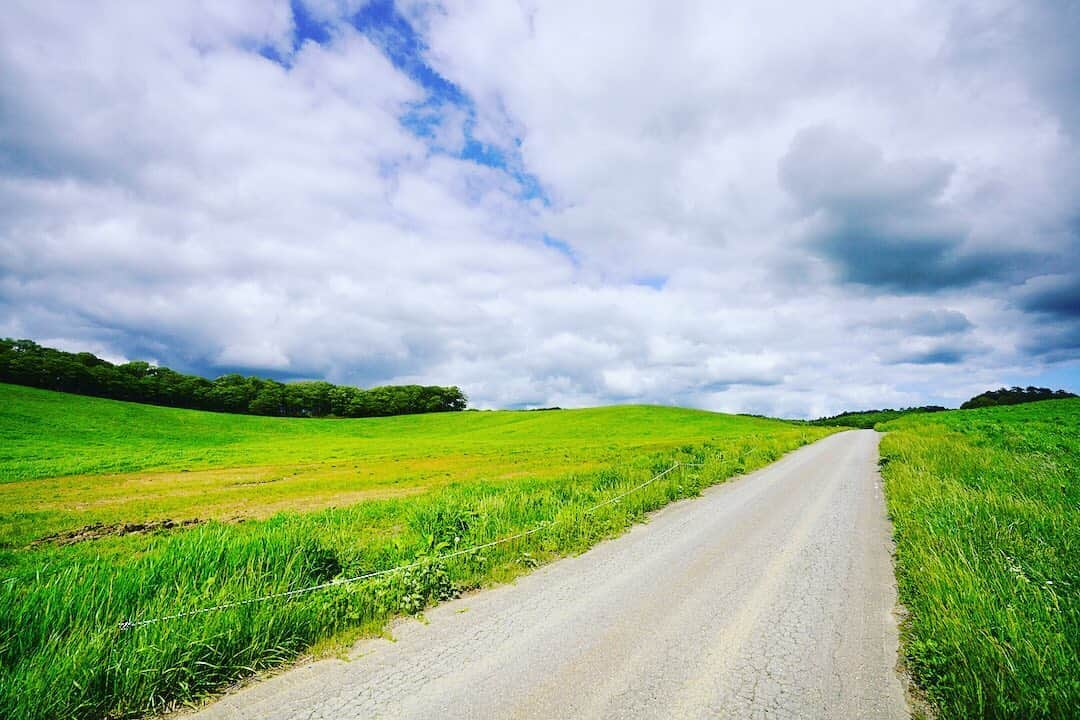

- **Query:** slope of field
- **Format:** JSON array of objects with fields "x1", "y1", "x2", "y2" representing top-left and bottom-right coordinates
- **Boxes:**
[
  {"x1": 879, "y1": 400, "x2": 1079, "y2": 719},
  {"x1": 1, "y1": 382, "x2": 817, "y2": 547},
  {"x1": 0, "y1": 383, "x2": 836, "y2": 719}
]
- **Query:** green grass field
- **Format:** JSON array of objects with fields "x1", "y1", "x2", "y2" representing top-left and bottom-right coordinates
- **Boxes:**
[
  {"x1": 879, "y1": 400, "x2": 1080, "y2": 719},
  {"x1": 0, "y1": 383, "x2": 834, "y2": 719}
]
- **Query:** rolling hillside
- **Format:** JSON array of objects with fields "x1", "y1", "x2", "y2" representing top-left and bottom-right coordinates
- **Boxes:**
[{"x1": 0, "y1": 383, "x2": 833, "y2": 719}]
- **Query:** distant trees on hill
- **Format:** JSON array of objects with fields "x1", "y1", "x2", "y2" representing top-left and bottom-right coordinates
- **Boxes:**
[
  {"x1": 813, "y1": 386, "x2": 1077, "y2": 426},
  {"x1": 810, "y1": 406, "x2": 947, "y2": 429},
  {"x1": 0, "y1": 338, "x2": 467, "y2": 418},
  {"x1": 960, "y1": 386, "x2": 1076, "y2": 409}
]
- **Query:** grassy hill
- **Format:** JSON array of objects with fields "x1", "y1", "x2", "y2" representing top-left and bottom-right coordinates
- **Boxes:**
[
  {"x1": 879, "y1": 400, "x2": 1080, "y2": 719},
  {"x1": 0, "y1": 383, "x2": 834, "y2": 719},
  {"x1": 0, "y1": 382, "x2": 824, "y2": 547}
]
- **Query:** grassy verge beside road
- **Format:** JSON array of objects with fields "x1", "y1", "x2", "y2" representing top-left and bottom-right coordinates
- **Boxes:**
[
  {"x1": 879, "y1": 400, "x2": 1079, "y2": 719},
  {"x1": 0, "y1": 383, "x2": 833, "y2": 719}
]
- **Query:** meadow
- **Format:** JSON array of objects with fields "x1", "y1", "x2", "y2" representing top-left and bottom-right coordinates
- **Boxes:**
[
  {"x1": 879, "y1": 400, "x2": 1079, "y2": 719},
  {"x1": 0, "y1": 383, "x2": 834, "y2": 719}
]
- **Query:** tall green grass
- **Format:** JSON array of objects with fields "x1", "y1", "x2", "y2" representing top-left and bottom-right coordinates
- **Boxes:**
[
  {"x1": 0, "y1": 382, "x2": 826, "y2": 549},
  {"x1": 0, "y1": 384, "x2": 831, "y2": 718},
  {"x1": 879, "y1": 400, "x2": 1079, "y2": 719}
]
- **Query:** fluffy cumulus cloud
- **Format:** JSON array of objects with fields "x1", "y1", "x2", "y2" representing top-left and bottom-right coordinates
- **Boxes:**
[{"x1": 1, "y1": 0, "x2": 1077, "y2": 417}]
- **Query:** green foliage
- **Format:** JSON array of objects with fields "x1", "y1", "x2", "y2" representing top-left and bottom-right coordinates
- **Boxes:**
[
  {"x1": 0, "y1": 338, "x2": 467, "y2": 418},
  {"x1": 960, "y1": 385, "x2": 1076, "y2": 410},
  {"x1": 0, "y1": 385, "x2": 836, "y2": 718},
  {"x1": 879, "y1": 400, "x2": 1080, "y2": 719},
  {"x1": 809, "y1": 405, "x2": 947, "y2": 428}
]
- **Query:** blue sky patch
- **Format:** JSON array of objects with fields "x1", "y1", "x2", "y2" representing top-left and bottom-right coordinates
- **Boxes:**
[
  {"x1": 543, "y1": 235, "x2": 579, "y2": 266},
  {"x1": 634, "y1": 275, "x2": 668, "y2": 290},
  {"x1": 275, "y1": 0, "x2": 550, "y2": 202},
  {"x1": 291, "y1": 0, "x2": 331, "y2": 47}
]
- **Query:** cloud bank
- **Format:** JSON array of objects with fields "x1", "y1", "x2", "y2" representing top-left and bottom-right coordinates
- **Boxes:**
[{"x1": 1, "y1": 0, "x2": 1077, "y2": 417}]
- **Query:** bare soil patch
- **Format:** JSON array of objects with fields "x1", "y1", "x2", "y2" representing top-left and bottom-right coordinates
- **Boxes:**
[{"x1": 32, "y1": 518, "x2": 204, "y2": 546}]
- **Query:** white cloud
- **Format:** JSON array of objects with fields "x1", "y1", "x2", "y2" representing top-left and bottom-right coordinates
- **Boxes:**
[{"x1": 0, "y1": 0, "x2": 1077, "y2": 418}]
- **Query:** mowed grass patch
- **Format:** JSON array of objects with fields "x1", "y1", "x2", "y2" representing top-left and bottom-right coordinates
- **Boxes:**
[
  {"x1": 0, "y1": 384, "x2": 836, "y2": 719},
  {"x1": 879, "y1": 400, "x2": 1079, "y2": 719},
  {"x1": 1, "y1": 382, "x2": 805, "y2": 547}
]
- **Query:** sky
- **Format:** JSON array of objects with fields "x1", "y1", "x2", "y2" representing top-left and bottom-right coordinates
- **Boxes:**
[{"x1": 1, "y1": 0, "x2": 1078, "y2": 418}]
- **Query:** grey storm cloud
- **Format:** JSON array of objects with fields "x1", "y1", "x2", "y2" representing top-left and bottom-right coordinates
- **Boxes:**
[
  {"x1": 0, "y1": 0, "x2": 1078, "y2": 418},
  {"x1": 1016, "y1": 274, "x2": 1080, "y2": 319},
  {"x1": 867, "y1": 310, "x2": 974, "y2": 337},
  {"x1": 1021, "y1": 323, "x2": 1080, "y2": 363},
  {"x1": 780, "y1": 125, "x2": 1026, "y2": 292},
  {"x1": 779, "y1": 125, "x2": 955, "y2": 214},
  {"x1": 1014, "y1": 273, "x2": 1080, "y2": 362},
  {"x1": 884, "y1": 345, "x2": 972, "y2": 367}
]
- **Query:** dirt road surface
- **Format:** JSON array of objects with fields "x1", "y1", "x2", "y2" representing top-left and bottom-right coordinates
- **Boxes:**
[{"x1": 189, "y1": 429, "x2": 908, "y2": 719}]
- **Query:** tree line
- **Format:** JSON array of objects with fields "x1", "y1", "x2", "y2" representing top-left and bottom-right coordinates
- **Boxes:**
[
  {"x1": 813, "y1": 385, "x2": 1077, "y2": 426},
  {"x1": 0, "y1": 339, "x2": 467, "y2": 418},
  {"x1": 809, "y1": 406, "x2": 947, "y2": 429},
  {"x1": 960, "y1": 386, "x2": 1076, "y2": 409}
]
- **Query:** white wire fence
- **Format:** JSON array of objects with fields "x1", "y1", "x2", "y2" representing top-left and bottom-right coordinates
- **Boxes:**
[{"x1": 119, "y1": 446, "x2": 760, "y2": 631}]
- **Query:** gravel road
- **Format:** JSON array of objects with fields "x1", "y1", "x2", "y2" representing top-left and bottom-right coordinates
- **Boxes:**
[{"x1": 189, "y1": 429, "x2": 908, "y2": 719}]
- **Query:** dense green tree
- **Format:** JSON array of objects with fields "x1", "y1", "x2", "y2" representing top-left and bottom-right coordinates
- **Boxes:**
[
  {"x1": 248, "y1": 384, "x2": 284, "y2": 416},
  {"x1": 810, "y1": 406, "x2": 947, "y2": 428},
  {"x1": 961, "y1": 386, "x2": 1075, "y2": 409},
  {"x1": 0, "y1": 338, "x2": 467, "y2": 418}
]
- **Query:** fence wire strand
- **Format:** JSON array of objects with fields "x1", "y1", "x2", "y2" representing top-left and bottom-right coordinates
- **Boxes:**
[{"x1": 119, "y1": 446, "x2": 760, "y2": 630}]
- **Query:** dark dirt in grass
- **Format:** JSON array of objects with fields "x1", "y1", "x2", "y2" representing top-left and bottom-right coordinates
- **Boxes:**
[{"x1": 31, "y1": 518, "x2": 205, "y2": 546}]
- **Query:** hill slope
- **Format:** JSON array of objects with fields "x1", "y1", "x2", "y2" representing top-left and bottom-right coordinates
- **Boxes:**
[
  {"x1": 0, "y1": 382, "x2": 821, "y2": 546},
  {"x1": 0, "y1": 383, "x2": 835, "y2": 719}
]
